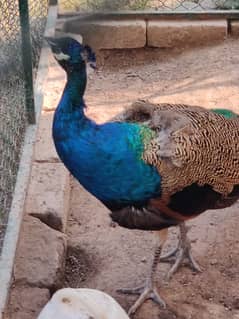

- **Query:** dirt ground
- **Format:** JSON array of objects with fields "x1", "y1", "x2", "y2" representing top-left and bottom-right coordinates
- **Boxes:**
[{"x1": 63, "y1": 39, "x2": 239, "y2": 319}]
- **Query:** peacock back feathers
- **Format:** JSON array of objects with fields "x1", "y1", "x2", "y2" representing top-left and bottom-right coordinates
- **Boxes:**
[{"x1": 116, "y1": 100, "x2": 239, "y2": 216}]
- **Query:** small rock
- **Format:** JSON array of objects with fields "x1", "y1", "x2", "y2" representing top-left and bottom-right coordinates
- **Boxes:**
[
  {"x1": 109, "y1": 221, "x2": 117, "y2": 228},
  {"x1": 141, "y1": 257, "x2": 147, "y2": 263},
  {"x1": 210, "y1": 258, "x2": 218, "y2": 265}
]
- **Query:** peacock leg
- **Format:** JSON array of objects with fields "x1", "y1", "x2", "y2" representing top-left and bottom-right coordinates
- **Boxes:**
[
  {"x1": 117, "y1": 229, "x2": 168, "y2": 315},
  {"x1": 160, "y1": 222, "x2": 202, "y2": 280}
]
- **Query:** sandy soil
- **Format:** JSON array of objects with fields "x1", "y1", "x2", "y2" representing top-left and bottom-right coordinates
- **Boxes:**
[{"x1": 63, "y1": 39, "x2": 239, "y2": 319}]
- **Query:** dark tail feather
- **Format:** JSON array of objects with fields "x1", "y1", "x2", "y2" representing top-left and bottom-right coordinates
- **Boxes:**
[{"x1": 110, "y1": 207, "x2": 179, "y2": 231}]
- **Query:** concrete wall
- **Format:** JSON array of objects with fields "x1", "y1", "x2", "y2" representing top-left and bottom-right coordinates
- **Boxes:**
[{"x1": 59, "y1": 16, "x2": 239, "y2": 50}]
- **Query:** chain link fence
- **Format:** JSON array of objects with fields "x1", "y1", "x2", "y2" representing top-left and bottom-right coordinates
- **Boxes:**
[
  {"x1": 59, "y1": 0, "x2": 239, "y2": 12},
  {"x1": 0, "y1": 0, "x2": 49, "y2": 251}
]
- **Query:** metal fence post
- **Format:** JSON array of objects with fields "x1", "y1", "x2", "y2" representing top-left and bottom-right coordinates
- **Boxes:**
[{"x1": 18, "y1": 0, "x2": 36, "y2": 124}]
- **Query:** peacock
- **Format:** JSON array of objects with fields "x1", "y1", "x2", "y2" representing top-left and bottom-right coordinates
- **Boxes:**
[
  {"x1": 37, "y1": 288, "x2": 130, "y2": 319},
  {"x1": 46, "y1": 36, "x2": 239, "y2": 316}
]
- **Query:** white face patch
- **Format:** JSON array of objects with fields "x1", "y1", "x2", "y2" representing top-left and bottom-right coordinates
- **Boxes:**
[{"x1": 54, "y1": 52, "x2": 70, "y2": 61}]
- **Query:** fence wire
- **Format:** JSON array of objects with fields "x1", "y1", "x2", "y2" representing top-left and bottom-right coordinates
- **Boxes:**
[
  {"x1": 59, "y1": 0, "x2": 239, "y2": 12},
  {"x1": 0, "y1": 0, "x2": 48, "y2": 251}
]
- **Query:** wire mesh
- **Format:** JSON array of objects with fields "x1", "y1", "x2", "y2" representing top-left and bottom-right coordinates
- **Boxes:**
[
  {"x1": 59, "y1": 0, "x2": 239, "y2": 12},
  {"x1": 0, "y1": 0, "x2": 48, "y2": 252}
]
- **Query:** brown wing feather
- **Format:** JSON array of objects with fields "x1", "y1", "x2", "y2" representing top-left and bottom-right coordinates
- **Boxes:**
[{"x1": 116, "y1": 100, "x2": 239, "y2": 222}]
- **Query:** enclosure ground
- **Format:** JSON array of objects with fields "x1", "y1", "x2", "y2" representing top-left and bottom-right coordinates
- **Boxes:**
[{"x1": 5, "y1": 39, "x2": 239, "y2": 319}]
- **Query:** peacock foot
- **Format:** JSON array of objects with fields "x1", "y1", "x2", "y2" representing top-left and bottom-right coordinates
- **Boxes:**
[
  {"x1": 117, "y1": 230, "x2": 168, "y2": 315},
  {"x1": 160, "y1": 223, "x2": 202, "y2": 280},
  {"x1": 117, "y1": 282, "x2": 166, "y2": 315}
]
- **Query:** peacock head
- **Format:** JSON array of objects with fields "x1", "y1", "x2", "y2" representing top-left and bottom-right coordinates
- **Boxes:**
[{"x1": 45, "y1": 36, "x2": 96, "y2": 73}]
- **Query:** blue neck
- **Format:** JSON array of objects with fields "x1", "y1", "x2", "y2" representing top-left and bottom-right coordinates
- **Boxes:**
[
  {"x1": 58, "y1": 65, "x2": 87, "y2": 115},
  {"x1": 53, "y1": 64, "x2": 91, "y2": 140},
  {"x1": 52, "y1": 63, "x2": 162, "y2": 209}
]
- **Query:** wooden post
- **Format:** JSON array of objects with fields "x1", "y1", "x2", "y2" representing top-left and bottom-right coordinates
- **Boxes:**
[{"x1": 18, "y1": 0, "x2": 36, "y2": 124}]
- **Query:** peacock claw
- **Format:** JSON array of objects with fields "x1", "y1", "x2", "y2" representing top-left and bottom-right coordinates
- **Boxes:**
[
  {"x1": 158, "y1": 223, "x2": 202, "y2": 280},
  {"x1": 117, "y1": 285, "x2": 145, "y2": 295},
  {"x1": 160, "y1": 248, "x2": 202, "y2": 280},
  {"x1": 118, "y1": 231, "x2": 168, "y2": 315},
  {"x1": 160, "y1": 247, "x2": 178, "y2": 261},
  {"x1": 117, "y1": 283, "x2": 166, "y2": 315}
]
